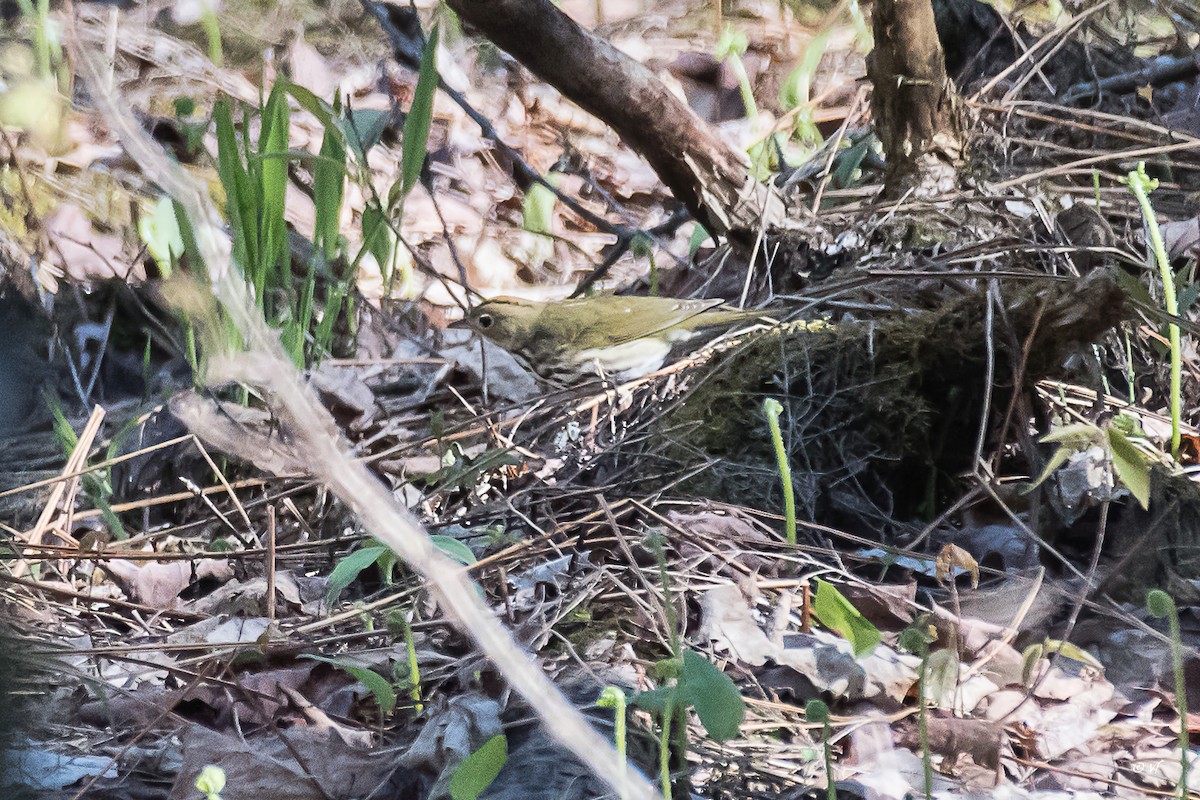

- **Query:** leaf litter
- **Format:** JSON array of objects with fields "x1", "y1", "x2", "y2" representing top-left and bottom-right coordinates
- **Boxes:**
[{"x1": 5, "y1": 0, "x2": 1200, "y2": 799}]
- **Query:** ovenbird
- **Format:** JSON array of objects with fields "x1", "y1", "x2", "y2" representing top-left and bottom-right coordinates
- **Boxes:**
[{"x1": 454, "y1": 294, "x2": 767, "y2": 384}]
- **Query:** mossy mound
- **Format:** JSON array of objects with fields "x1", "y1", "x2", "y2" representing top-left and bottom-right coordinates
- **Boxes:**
[{"x1": 647, "y1": 270, "x2": 1126, "y2": 535}]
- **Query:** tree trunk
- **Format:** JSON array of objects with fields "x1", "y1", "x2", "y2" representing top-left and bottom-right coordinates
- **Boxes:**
[
  {"x1": 445, "y1": 0, "x2": 784, "y2": 239},
  {"x1": 868, "y1": 0, "x2": 964, "y2": 198}
]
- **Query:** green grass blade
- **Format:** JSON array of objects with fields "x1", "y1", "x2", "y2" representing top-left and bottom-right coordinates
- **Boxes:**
[
  {"x1": 213, "y1": 100, "x2": 256, "y2": 279},
  {"x1": 314, "y1": 116, "x2": 347, "y2": 262},
  {"x1": 259, "y1": 82, "x2": 291, "y2": 298},
  {"x1": 399, "y1": 23, "x2": 440, "y2": 205}
]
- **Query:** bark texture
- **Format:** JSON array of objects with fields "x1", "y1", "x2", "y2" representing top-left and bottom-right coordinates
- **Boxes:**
[
  {"x1": 868, "y1": 0, "x2": 965, "y2": 198},
  {"x1": 446, "y1": 0, "x2": 783, "y2": 237}
]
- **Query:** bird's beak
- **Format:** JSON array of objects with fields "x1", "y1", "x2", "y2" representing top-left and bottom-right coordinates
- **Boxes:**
[{"x1": 449, "y1": 317, "x2": 470, "y2": 330}]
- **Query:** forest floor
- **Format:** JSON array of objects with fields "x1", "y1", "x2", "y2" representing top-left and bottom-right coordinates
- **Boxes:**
[{"x1": 4, "y1": 1, "x2": 1200, "y2": 799}]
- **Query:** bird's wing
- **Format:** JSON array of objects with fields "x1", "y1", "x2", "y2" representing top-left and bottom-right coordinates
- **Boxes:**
[{"x1": 571, "y1": 297, "x2": 726, "y2": 346}]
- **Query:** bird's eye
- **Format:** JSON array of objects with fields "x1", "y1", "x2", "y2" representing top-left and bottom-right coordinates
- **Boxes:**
[{"x1": 477, "y1": 313, "x2": 494, "y2": 330}]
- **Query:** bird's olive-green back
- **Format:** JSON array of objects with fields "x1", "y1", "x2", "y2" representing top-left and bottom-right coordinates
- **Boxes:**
[
  {"x1": 462, "y1": 295, "x2": 760, "y2": 352},
  {"x1": 458, "y1": 294, "x2": 768, "y2": 382}
]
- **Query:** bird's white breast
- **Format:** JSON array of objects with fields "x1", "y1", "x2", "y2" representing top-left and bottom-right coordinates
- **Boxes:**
[{"x1": 573, "y1": 337, "x2": 673, "y2": 381}]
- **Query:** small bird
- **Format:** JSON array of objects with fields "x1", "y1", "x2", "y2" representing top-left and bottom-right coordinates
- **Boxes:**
[{"x1": 453, "y1": 294, "x2": 767, "y2": 384}]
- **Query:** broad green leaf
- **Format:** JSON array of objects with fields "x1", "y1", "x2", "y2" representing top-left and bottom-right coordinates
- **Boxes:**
[
  {"x1": 1106, "y1": 426, "x2": 1151, "y2": 509},
  {"x1": 345, "y1": 108, "x2": 391, "y2": 157},
  {"x1": 804, "y1": 698, "x2": 829, "y2": 724},
  {"x1": 1178, "y1": 279, "x2": 1200, "y2": 313},
  {"x1": 449, "y1": 735, "x2": 507, "y2": 800},
  {"x1": 812, "y1": 579, "x2": 880, "y2": 657},
  {"x1": 897, "y1": 620, "x2": 935, "y2": 655},
  {"x1": 832, "y1": 136, "x2": 872, "y2": 188},
  {"x1": 302, "y1": 655, "x2": 397, "y2": 714},
  {"x1": 400, "y1": 23, "x2": 440, "y2": 203},
  {"x1": 630, "y1": 685, "x2": 675, "y2": 716},
  {"x1": 325, "y1": 545, "x2": 389, "y2": 602},
  {"x1": 139, "y1": 196, "x2": 186, "y2": 276},
  {"x1": 431, "y1": 535, "x2": 477, "y2": 565},
  {"x1": 523, "y1": 173, "x2": 559, "y2": 235},
  {"x1": 680, "y1": 649, "x2": 744, "y2": 741}
]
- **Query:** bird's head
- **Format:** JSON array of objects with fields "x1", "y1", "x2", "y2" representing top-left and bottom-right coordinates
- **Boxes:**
[{"x1": 453, "y1": 297, "x2": 548, "y2": 355}]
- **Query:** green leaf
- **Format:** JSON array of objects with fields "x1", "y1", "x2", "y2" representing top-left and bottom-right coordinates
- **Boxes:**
[
  {"x1": 361, "y1": 203, "x2": 395, "y2": 278},
  {"x1": 345, "y1": 108, "x2": 391, "y2": 157},
  {"x1": 325, "y1": 545, "x2": 390, "y2": 602},
  {"x1": 140, "y1": 195, "x2": 186, "y2": 275},
  {"x1": 400, "y1": 23, "x2": 440, "y2": 204},
  {"x1": 1042, "y1": 638, "x2": 1102, "y2": 668},
  {"x1": 804, "y1": 698, "x2": 829, "y2": 724},
  {"x1": 171, "y1": 198, "x2": 206, "y2": 280},
  {"x1": 449, "y1": 734, "x2": 507, "y2": 800},
  {"x1": 629, "y1": 685, "x2": 675, "y2": 716},
  {"x1": 680, "y1": 649, "x2": 744, "y2": 741},
  {"x1": 1039, "y1": 422, "x2": 1101, "y2": 447},
  {"x1": 714, "y1": 26, "x2": 748, "y2": 59},
  {"x1": 313, "y1": 282, "x2": 346, "y2": 357},
  {"x1": 313, "y1": 119, "x2": 347, "y2": 261},
  {"x1": 522, "y1": 174, "x2": 559, "y2": 235},
  {"x1": 924, "y1": 648, "x2": 959, "y2": 707},
  {"x1": 1021, "y1": 643, "x2": 1045, "y2": 686},
  {"x1": 687, "y1": 223, "x2": 710, "y2": 258},
  {"x1": 1113, "y1": 266, "x2": 1154, "y2": 309},
  {"x1": 213, "y1": 100, "x2": 256, "y2": 275},
  {"x1": 1106, "y1": 426, "x2": 1151, "y2": 509},
  {"x1": 258, "y1": 81, "x2": 291, "y2": 298},
  {"x1": 897, "y1": 620, "x2": 935, "y2": 655},
  {"x1": 1178, "y1": 279, "x2": 1200, "y2": 313},
  {"x1": 812, "y1": 579, "x2": 881, "y2": 657},
  {"x1": 431, "y1": 535, "x2": 477, "y2": 565},
  {"x1": 302, "y1": 655, "x2": 397, "y2": 714},
  {"x1": 832, "y1": 136, "x2": 871, "y2": 188},
  {"x1": 284, "y1": 83, "x2": 336, "y2": 128},
  {"x1": 1023, "y1": 444, "x2": 1073, "y2": 493},
  {"x1": 194, "y1": 765, "x2": 226, "y2": 796},
  {"x1": 778, "y1": 28, "x2": 830, "y2": 111}
]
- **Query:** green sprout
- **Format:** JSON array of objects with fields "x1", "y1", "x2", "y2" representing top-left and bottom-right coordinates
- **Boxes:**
[
  {"x1": 899, "y1": 621, "x2": 938, "y2": 800},
  {"x1": 1123, "y1": 162, "x2": 1181, "y2": 459},
  {"x1": 195, "y1": 765, "x2": 226, "y2": 800},
  {"x1": 764, "y1": 398, "x2": 797, "y2": 544},
  {"x1": 714, "y1": 26, "x2": 757, "y2": 119},
  {"x1": 598, "y1": 686, "x2": 629, "y2": 800},
  {"x1": 806, "y1": 699, "x2": 836, "y2": 800},
  {"x1": 1147, "y1": 589, "x2": 1189, "y2": 798}
]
